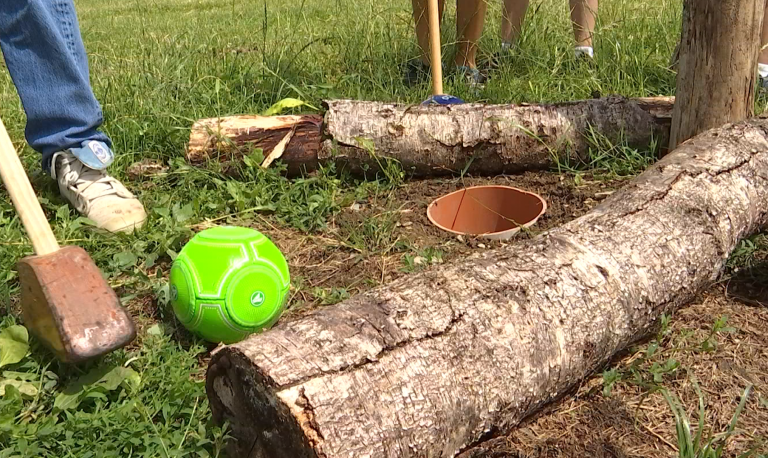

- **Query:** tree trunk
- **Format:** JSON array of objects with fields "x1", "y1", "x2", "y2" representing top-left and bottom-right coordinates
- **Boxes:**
[
  {"x1": 206, "y1": 118, "x2": 768, "y2": 458},
  {"x1": 669, "y1": 0, "x2": 763, "y2": 149},
  {"x1": 187, "y1": 96, "x2": 673, "y2": 178}
]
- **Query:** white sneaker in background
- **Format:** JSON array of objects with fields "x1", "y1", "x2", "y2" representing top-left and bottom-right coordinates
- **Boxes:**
[
  {"x1": 574, "y1": 46, "x2": 594, "y2": 59},
  {"x1": 51, "y1": 150, "x2": 147, "y2": 233}
]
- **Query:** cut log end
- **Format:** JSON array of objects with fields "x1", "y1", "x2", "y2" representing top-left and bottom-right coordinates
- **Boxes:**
[{"x1": 207, "y1": 350, "x2": 319, "y2": 458}]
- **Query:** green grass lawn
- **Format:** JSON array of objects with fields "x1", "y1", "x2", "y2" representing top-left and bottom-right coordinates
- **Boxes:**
[{"x1": 1, "y1": 0, "x2": 766, "y2": 456}]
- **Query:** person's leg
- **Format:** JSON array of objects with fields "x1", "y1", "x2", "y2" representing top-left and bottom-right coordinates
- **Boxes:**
[
  {"x1": 500, "y1": 0, "x2": 529, "y2": 50},
  {"x1": 569, "y1": 0, "x2": 598, "y2": 58},
  {"x1": 0, "y1": 0, "x2": 111, "y2": 172},
  {"x1": 406, "y1": 0, "x2": 446, "y2": 85},
  {"x1": 455, "y1": 0, "x2": 487, "y2": 69},
  {"x1": 758, "y1": 0, "x2": 768, "y2": 87},
  {"x1": 0, "y1": 0, "x2": 146, "y2": 233},
  {"x1": 412, "y1": 0, "x2": 447, "y2": 66}
]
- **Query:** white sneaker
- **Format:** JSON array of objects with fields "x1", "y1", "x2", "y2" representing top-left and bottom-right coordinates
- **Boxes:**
[
  {"x1": 574, "y1": 46, "x2": 594, "y2": 60},
  {"x1": 51, "y1": 151, "x2": 147, "y2": 233}
]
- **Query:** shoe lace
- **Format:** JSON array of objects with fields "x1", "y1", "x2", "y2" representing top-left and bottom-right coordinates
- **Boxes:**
[{"x1": 51, "y1": 152, "x2": 122, "y2": 212}]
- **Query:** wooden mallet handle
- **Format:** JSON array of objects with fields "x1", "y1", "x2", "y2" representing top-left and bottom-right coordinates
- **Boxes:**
[
  {"x1": 427, "y1": 0, "x2": 443, "y2": 96},
  {"x1": 0, "y1": 118, "x2": 60, "y2": 256}
]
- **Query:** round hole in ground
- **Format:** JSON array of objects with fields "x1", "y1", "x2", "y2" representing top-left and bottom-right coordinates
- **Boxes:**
[{"x1": 426, "y1": 185, "x2": 547, "y2": 240}]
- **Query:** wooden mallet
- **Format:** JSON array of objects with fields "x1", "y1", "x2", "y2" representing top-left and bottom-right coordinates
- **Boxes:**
[{"x1": 0, "y1": 117, "x2": 136, "y2": 363}]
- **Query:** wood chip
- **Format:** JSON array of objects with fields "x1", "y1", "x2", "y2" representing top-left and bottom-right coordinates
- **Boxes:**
[
  {"x1": 261, "y1": 126, "x2": 296, "y2": 168},
  {"x1": 595, "y1": 191, "x2": 615, "y2": 199}
]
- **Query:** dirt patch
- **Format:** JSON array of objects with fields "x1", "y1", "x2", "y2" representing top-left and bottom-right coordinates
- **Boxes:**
[
  {"x1": 458, "y1": 287, "x2": 768, "y2": 458},
  {"x1": 234, "y1": 171, "x2": 625, "y2": 317}
]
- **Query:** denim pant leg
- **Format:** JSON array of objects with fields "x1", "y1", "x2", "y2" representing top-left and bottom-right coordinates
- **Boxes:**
[{"x1": 0, "y1": 0, "x2": 111, "y2": 172}]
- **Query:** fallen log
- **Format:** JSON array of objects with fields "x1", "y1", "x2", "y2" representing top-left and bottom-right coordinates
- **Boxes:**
[
  {"x1": 187, "y1": 96, "x2": 673, "y2": 177},
  {"x1": 206, "y1": 118, "x2": 768, "y2": 458}
]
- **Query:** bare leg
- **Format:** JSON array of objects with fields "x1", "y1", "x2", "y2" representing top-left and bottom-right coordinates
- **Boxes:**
[
  {"x1": 455, "y1": 0, "x2": 487, "y2": 68},
  {"x1": 412, "y1": 0, "x2": 446, "y2": 65},
  {"x1": 500, "y1": 0, "x2": 529, "y2": 46},
  {"x1": 569, "y1": 0, "x2": 597, "y2": 48}
]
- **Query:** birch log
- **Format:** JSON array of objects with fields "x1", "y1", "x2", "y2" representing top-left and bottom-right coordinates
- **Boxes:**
[
  {"x1": 206, "y1": 118, "x2": 768, "y2": 457},
  {"x1": 187, "y1": 96, "x2": 673, "y2": 177}
]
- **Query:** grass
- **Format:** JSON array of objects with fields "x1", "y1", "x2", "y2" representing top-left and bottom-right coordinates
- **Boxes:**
[
  {"x1": 659, "y1": 380, "x2": 753, "y2": 458},
  {"x1": 596, "y1": 308, "x2": 766, "y2": 458},
  {"x1": 0, "y1": 0, "x2": 766, "y2": 455}
]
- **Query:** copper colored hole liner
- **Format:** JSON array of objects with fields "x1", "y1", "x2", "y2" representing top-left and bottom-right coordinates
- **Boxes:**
[{"x1": 427, "y1": 185, "x2": 547, "y2": 240}]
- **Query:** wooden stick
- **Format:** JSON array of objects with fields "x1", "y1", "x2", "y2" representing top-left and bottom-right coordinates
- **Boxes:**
[
  {"x1": 427, "y1": 0, "x2": 443, "y2": 95},
  {"x1": 0, "y1": 118, "x2": 59, "y2": 255}
]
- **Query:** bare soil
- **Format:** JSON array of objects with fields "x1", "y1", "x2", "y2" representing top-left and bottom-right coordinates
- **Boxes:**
[{"x1": 244, "y1": 171, "x2": 626, "y2": 317}]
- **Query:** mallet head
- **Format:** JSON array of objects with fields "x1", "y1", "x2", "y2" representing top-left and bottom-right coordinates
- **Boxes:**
[{"x1": 17, "y1": 245, "x2": 136, "y2": 363}]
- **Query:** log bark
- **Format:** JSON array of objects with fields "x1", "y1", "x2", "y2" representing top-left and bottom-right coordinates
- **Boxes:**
[
  {"x1": 187, "y1": 96, "x2": 673, "y2": 178},
  {"x1": 669, "y1": 0, "x2": 763, "y2": 149},
  {"x1": 206, "y1": 117, "x2": 768, "y2": 458}
]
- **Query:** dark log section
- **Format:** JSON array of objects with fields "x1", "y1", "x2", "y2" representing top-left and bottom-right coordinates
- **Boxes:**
[
  {"x1": 206, "y1": 118, "x2": 768, "y2": 457},
  {"x1": 187, "y1": 114, "x2": 323, "y2": 176},
  {"x1": 187, "y1": 96, "x2": 674, "y2": 178}
]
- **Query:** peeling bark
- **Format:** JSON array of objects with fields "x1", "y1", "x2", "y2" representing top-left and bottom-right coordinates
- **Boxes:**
[
  {"x1": 187, "y1": 114, "x2": 323, "y2": 176},
  {"x1": 187, "y1": 96, "x2": 673, "y2": 178},
  {"x1": 206, "y1": 118, "x2": 768, "y2": 457}
]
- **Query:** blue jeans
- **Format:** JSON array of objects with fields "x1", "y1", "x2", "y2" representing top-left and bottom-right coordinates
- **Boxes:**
[{"x1": 0, "y1": 0, "x2": 111, "y2": 172}]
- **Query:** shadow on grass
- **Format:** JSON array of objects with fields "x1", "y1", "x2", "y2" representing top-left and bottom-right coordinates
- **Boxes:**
[
  {"x1": 457, "y1": 397, "x2": 635, "y2": 458},
  {"x1": 723, "y1": 260, "x2": 768, "y2": 308}
]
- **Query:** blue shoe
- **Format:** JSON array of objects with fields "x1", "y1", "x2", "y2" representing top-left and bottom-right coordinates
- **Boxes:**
[{"x1": 421, "y1": 94, "x2": 465, "y2": 105}]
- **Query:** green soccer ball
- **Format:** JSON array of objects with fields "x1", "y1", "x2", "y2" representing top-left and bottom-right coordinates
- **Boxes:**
[{"x1": 169, "y1": 226, "x2": 290, "y2": 344}]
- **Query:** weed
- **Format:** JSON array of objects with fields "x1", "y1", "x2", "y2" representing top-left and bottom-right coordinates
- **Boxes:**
[
  {"x1": 550, "y1": 124, "x2": 659, "y2": 179},
  {"x1": 342, "y1": 212, "x2": 401, "y2": 254},
  {"x1": 699, "y1": 316, "x2": 736, "y2": 353},
  {"x1": 402, "y1": 246, "x2": 444, "y2": 272},
  {"x1": 660, "y1": 376, "x2": 753, "y2": 458},
  {"x1": 0, "y1": 319, "x2": 228, "y2": 457},
  {"x1": 602, "y1": 368, "x2": 622, "y2": 397},
  {"x1": 727, "y1": 235, "x2": 767, "y2": 270},
  {"x1": 355, "y1": 137, "x2": 405, "y2": 190},
  {"x1": 312, "y1": 287, "x2": 351, "y2": 305}
]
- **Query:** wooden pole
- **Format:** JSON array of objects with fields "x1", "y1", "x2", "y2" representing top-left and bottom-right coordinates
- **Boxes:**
[
  {"x1": 427, "y1": 0, "x2": 443, "y2": 96},
  {"x1": 669, "y1": 0, "x2": 764, "y2": 150}
]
